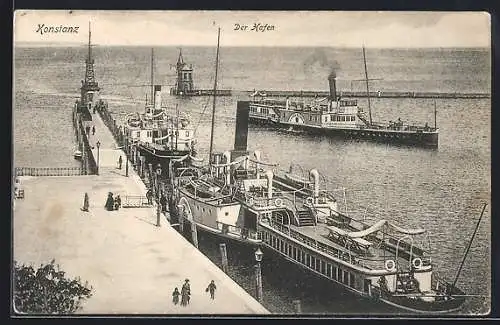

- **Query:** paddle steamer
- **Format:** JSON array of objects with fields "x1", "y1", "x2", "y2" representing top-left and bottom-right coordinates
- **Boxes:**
[{"x1": 245, "y1": 47, "x2": 439, "y2": 148}]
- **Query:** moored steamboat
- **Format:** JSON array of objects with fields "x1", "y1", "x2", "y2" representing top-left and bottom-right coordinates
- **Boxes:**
[
  {"x1": 169, "y1": 101, "x2": 466, "y2": 314},
  {"x1": 124, "y1": 49, "x2": 197, "y2": 175}
]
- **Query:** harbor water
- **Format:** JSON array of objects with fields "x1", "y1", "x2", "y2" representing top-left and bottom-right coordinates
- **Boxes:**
[{"x1": 13, "y1": 45, "x2": 490, "y2": 315}]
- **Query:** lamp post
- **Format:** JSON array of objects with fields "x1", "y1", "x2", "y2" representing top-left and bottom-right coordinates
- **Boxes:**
[
  {"x1": 155, "y1": 163, "x2": 162, "y2": 227},
  {"x1": 96, "y1": 140, "x2": 101, "y2": 175},
  {"x1": 254, "y1": 248, "x2": 264, "y2": 303},
  {"x1": 125, "y1": 137, "x2": 129, "y2": 177}
]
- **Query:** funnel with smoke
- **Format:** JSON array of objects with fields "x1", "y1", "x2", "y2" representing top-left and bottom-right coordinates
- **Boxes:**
[
  {"x1": 303, "y1": 48, "x2": 341, "y2": 79},
  {"x1": 303, "y1": 49, "x2": 340, "y2": 100}
]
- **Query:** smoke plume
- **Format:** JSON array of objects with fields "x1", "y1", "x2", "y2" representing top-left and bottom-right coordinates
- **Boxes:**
[{"x1": 303, "y1": 48, "x2": 340, "y2": 79}]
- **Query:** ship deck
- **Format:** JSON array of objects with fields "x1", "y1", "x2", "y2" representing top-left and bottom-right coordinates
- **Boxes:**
[{"x1": 286, "y1": 223, "x2": 414, "y2": 272}]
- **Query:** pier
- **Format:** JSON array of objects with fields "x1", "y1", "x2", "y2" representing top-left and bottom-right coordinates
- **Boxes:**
[
  {"x1": 13, "y1": 109, "x2": 269, "y2": 314},
  {"x1": 245, "y1": 90, "x2": 490, "y2": 99}
]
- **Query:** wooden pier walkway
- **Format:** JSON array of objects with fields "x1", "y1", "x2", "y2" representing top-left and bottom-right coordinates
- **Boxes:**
[{"x1": 13, "y1": 111, "x2": 269, "y2": 315}]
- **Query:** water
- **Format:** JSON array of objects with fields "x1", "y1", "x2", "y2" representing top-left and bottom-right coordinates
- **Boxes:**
[{"x1": 13, "y1": 45, "x2": 491, "y2": 315}]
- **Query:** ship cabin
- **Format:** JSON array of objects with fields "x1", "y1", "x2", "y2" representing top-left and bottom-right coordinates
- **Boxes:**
[
  {"x1": 174, "y1": 150, "x2": 263, "y2": 244},
  {"x1": 249, "y1": 97, "x2": 366, "y2": 129}
]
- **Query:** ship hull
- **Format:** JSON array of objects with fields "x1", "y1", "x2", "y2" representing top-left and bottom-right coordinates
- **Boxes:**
[
  {"x1": 136, "y1": 144, "x2": 192, "y2": 177},
  {"x1": 257, "y1": 223, "x2": 465, "y2": 314},
  {"x1": 249, "y1": 116, "x2": 438, "y2": 148}
]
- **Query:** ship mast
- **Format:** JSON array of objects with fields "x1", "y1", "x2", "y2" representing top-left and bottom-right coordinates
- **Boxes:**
[
  {"x1": 362, "y1": 45, "x2": 372, "y2": 126},
  {"x1": 150, "y1": 48, "x2": 155, "y2": 106},
  {"x1": 434, "y1": 100, "x2": 437, "y2": 129},
  {"x1": 208, "y1": 27, "x2": 221, "y2": 161},
  {"x1": 449, "y1": 203, "x2": 487, "y2": 295}
]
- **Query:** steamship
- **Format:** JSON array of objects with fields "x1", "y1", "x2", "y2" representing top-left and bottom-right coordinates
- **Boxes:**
[
  {"x1": 124, "y1": 49, "x2": 197, "y2": 175},
  {"x1": 246, "y1": 48, "x2": 439, "y2": 148},
  {"x1": 124, "y1": 84, "x2": 196, "y2": 175},
  {"x1": 170, "y1": 101, "x2": 465, "y2": 314}
]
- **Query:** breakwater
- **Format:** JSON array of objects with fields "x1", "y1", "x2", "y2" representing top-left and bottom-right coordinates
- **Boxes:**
[
  {"x1": 170, "y1": 89, "x2": 490, "y2": 99},
  {"x1": 245, "y1": 90, "x2": 490, "y2": 99},
  {"x1": 72, "y1": 103, "x2": 98, "y2": 175}
]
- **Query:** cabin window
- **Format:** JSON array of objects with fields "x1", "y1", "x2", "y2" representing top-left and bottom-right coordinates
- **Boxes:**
[
  {"x1": 321, "y1": 260, "x2": 326, "y2": 275},
  {"x1": 295, "y1": 117, "x2": 299, "y2": 123},
  {"x1": 309, "y1": 115, "x2": 312, "y2": 121},
  {"x1": 349, "y1": 273, "x2": 355, "y2": 287},
  {"x1": 202, "y1": 208, "x2": 205, "y2": 213},
  {"x1": 327, "y1": 263, "x2": 332, "y2": 278},
  {"x1": 351, "y1": 116, "x2": 355, "y2": 121},
  {"x1": 305, "y1": 253, "x2": 309, "y2": 266},
  {"x1": 279, "y1": 239, "x2": 283, "y2": 252},
  {"x1": 333, "y1": 266, "x2": 338, "y2": 280},
  {"x1": 315, "y1": 258, "x2": 321, "y2": 272},
  {"x1": 287, "y1": 244, "x2": 292, "y2": 256},
  {"x1": 299, "y1": 251, "x2": 304, "y2": 264},
  {"x1": 293, "y1": 247, "x2": 297, "y2": 260},
  {"x1": 342, "y1": 270, "x2": 349, "y2": 285},
  {"x1": 225, "y1": 212, "x2": 229, "y2": 216}
]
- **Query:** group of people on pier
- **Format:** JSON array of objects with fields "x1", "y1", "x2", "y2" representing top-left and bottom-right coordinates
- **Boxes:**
[
  {"x1": 105, "y1": 192, "x2": 122, "y2": 211},
  {"x1": 171, "y1": 279, "x2": 217, "y2": 306}
]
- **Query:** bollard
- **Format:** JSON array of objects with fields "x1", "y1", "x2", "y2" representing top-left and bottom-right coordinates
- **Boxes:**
[
  {"x1": 190, "y1": 222, "x2": 198, "y2": 248},
  {"x1": 219, "y1": 243, "x2": 228, "y2": 273},
  {"x1": 293, "y1": 300, "x2": 302, "y2": 314},
  {"x1": 254, "y1": 263, "x2": 263, "y2": 302}
]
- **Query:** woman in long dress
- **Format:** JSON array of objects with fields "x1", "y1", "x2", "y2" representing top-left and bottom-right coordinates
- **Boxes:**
[{"x1": 105, "y1": 192, "x2": 114, "y2": 211}]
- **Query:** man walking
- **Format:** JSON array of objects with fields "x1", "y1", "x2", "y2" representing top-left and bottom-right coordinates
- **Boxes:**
[
  {"x1": 206, "y1": 280, "x2": 217, "y2": 300},
  {"x1": 181, "y1": 279, "x2": 191, "y2": 306},
  {"x1": 92, "y1": 125, "x2": 96, "y2": 135},
  {"x1": 118, "y1": 156, "x2": 123, "y2": 170}
]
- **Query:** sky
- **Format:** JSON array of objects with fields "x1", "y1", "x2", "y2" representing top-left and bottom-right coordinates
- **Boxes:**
[{"x1": 14, "y1": 10, "x2": 491, "y2": 48}]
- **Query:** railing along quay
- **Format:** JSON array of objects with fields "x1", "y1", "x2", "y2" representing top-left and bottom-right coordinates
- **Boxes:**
[{"x1": 15, "y1": 167, "x2": 85, "y2": 177}]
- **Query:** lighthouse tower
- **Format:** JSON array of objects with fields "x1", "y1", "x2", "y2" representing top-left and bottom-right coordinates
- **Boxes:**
[
  {"x1": 174, "y1": 49, "x2": 194, "y2": 95},
  {"x1": 79, "y1": 22, "x2": 100, "y2": 119}
]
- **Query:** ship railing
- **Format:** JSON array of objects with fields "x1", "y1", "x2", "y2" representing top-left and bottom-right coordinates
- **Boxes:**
[
  {"x1": 216, "y1": 222, "x2": 260, "y2": 241},
  {"x1": 14, "y1": 167, "x2": 85, "y2": 177}
]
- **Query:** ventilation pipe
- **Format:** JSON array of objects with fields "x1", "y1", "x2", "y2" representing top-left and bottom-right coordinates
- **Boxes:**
[
  {"x1": 254, "y1": 150, "x2": 262, "y2": 179},
  {"x1": 265, "y1": 170, "x2": 274, "y2": 199},
  {"x1": 154, "y1": 85, "x2": 162, "y2": 111},
  {"x1": 310, "y1": 169, "x2": 320, "y2": 203},
  {"x1": 223, "y1": 151, "x2": 231, "y2": 185},
  {"x1": 214, "y1": 154, "x2": 220, "y2": 178}
]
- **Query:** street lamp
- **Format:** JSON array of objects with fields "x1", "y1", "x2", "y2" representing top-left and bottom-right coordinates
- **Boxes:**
[
  {"x1": 254, "y1": 248, "x2": 264, "y2": 302},
  {"x1": 125, "y1": 137, "x2": 129, "y2": 177},
  {"x1": 96, "y1": 140, "x2": 101, "y2": 175},
  {"x1": 155, "y1": 163, "x2": 162, "y2": 227}
]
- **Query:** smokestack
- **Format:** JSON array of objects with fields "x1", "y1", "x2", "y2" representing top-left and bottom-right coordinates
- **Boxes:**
[
  {"x1": 328, "y1": 74, "x2": 337, "y2": 101},
  {"x1": 234, "y1": 101, "x2": 250, "y2": 152},
  {"x1": 154, "y1": 85, "x2": 162, "y2": 110}
]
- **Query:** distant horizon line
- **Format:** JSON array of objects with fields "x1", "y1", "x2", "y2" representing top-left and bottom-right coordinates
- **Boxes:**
[{"x1": 14, "y1": 42, "x2": 490, "y2": 49}]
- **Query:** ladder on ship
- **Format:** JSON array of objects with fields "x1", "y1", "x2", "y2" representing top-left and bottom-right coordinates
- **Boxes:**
[{"x1": 296, "y1": 207, "x2": 316, "y2": 226}]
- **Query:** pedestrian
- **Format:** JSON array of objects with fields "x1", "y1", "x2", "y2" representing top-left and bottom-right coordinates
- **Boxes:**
[
  {"x1": 92, "y1": 125, "x2": 95, "y2": 135},
  {"x1": 81, "y1": 192, "x2": 89, "y2": 212},
  {"x1": 172, "y1": 287, "x2": 180, "y2": 305},
  {"x1": 146, "y1": 188, "x2": 153, "y2": 205},
  {"x1": 160, "y1": 194, "x2": 167, "y2": 213},
  {"x1": 86, "y1": 126, "x2": 91, "y2": 135},
  {"x1": 118, "y1": 156, "x2": 123, "y2": 170},
  {"x1": 114, "y1": 195, "x2": 121, "y2": 210},
  {"x1": 105, "y1": 192, "x2": 114, "y2": 211},
  {"x1": 181, "y1": 279, "x2": 191, "y2": 306},
  {"x1": 206, "y1": 280, "x2": 216, "y2": 300}
]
